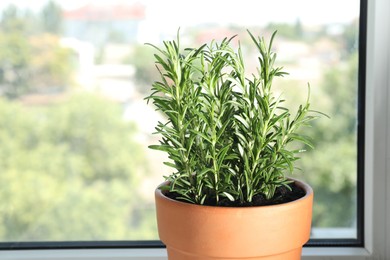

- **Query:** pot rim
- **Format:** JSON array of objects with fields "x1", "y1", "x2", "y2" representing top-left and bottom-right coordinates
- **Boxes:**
[{"x1": 155, "y1": 177, "x2": 313, "y2": 210}]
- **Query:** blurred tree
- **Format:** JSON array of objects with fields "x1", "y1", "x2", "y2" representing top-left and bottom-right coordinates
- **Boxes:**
[
  {"x1": 0, "y1": 4, "x2": 40, "y2": 35},
  {"x1": 45, "y1": 94, "x2": 147, "y2": 182},
  {"x1": 298, "y1": 53, "x2": 358, "y2": 228},
  {"x1": 40, "y1": 0, "x2": 63, "y2": 35},
  {"x1": 0, "y1": 33, "x2": 72, "y2": 98},
  {"x1": 0, "y1": 32, "x2": 31, "y2": 98},
  {"x1": 0, "y1": 5, "x2": 26, "y2": 33},
  {"x1": 0, "y1": 94, "x2": 156, "y2": 240},
  {"x1": 342, "y1": 19, "x2": 359, "y2": 56},
  {"x1": 28, "y1": 34, "x2": 74, "y2": 93},
  {"x1": 0, "y1": 4, "x2": 72, "y2": 98},
  {"x1": 266, "y1": 22, "x2": 304, "y2": 40},
  {"x1": 294, "y1": 18, "x2": 304, "y2": 39},
  {"x1": 0, "y1": 33, "x2": 73, "y2": 98},
  {"x1": 123, "y1": 45, "x2": 160, "y2": 94}
]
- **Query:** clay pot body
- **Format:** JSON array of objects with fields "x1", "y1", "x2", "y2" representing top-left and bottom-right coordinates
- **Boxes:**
[{"x1": 155, "y1": 179, "x2": 313, "y2": 260}]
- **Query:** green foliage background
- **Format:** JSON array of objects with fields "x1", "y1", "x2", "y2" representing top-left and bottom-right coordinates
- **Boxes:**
[
  {"x1": 0, "y1": 1, "x2": 359, "y2": 240},
  {"x1": 0, "y1": 94, "x2": 156, "y2": 240},
  {"x1": 0, "y1": 2, "x2": 157, "y2": 241},
  {"x1": 299, "y1": 53, "x2": 358, "y2": 228}
]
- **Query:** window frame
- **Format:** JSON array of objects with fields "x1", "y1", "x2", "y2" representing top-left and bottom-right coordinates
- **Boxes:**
[{"x1": 0, "y1": 0, "x2": 389, "y2": 258}]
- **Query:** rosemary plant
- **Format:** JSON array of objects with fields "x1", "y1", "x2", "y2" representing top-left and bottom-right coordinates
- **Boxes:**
[{"x1": 146, "y1": 31, "x2": 318, "y2": 206}]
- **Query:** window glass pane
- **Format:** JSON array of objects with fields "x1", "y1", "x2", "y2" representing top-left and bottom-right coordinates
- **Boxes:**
[{"x1": 0, "y1": 0, "x2": 360, "y2": 241}]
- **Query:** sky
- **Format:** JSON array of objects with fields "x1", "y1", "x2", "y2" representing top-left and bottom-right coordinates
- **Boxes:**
[
  {"x1": 0, "y1": 0, "x2": 360, "y2": 27},
  {"x1": 145, "y1": 0, "x2": 360, "y2": 26}
]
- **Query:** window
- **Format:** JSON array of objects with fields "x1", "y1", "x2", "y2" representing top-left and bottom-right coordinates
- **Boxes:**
[{"x1": 1, "y1": 0, "x2": 389, "y2": 259}]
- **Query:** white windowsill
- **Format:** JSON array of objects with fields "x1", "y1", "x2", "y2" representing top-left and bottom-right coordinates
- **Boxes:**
[{"x1": 0, "y1": 247, "x2": 372, "y2": 260}]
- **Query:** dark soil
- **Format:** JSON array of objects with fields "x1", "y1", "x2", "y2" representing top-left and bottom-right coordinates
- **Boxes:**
[{"x1": 164, "y1": 183, "x2": 306, "y2": 207}]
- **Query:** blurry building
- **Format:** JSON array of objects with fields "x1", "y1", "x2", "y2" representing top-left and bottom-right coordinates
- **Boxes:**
[{"x1": 63, "y1": 2, "x2": 146, "y2": 46}]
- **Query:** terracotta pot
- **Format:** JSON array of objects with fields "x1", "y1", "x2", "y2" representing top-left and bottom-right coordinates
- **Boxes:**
[{"x1": 155, "y1": 179, "x2": 313, "y2": 260}]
